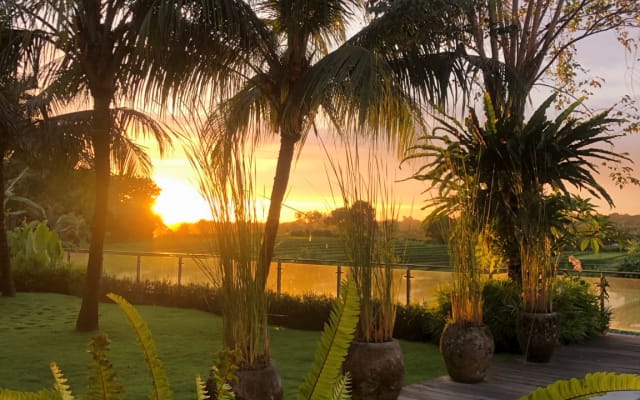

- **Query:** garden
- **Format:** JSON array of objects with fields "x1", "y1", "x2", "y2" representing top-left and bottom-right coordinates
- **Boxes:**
[{"x1": 3, "y1": 0, "x2": 640, "y2": 399}]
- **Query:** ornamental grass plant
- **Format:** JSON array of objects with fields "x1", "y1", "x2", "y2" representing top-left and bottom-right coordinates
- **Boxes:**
[
  {"x1": 324, "y1": 139, "x2": 400, "y2": 343},
  {"x1": 187, "y1": 121, "x2": 270, "y2": 369}
]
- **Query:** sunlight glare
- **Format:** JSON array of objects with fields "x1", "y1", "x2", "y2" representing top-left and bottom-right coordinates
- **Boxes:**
[{"x1": 153, "y1": 177, "x2": 212, "y2": 226}]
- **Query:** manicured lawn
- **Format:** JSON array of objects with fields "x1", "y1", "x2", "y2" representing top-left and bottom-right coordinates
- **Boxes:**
[{"x1": 0, "y1": 292, "x2": 445, "y2": 399}]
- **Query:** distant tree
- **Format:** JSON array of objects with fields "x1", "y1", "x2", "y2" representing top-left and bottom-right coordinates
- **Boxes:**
[
  {"x1": 422, "y1": 214, "x2": 452, "y2": 244},
  {"x1": 107, "y1": 176, "x2": 162, "y2": 242}
]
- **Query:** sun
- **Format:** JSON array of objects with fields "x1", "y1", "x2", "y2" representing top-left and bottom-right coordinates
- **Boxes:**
[{"x1": 153, "y1": 177, "x2": 212, "y2": 226}]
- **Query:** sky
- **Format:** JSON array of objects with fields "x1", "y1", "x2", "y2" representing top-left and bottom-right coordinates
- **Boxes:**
[{"x1": 150, "y1": 31, "x2": 640, "y2": 227}]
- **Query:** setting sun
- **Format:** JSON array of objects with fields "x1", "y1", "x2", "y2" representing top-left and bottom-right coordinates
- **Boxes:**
[{"x1": 152, "y1": 176, "x2": 212, "y2": 226}]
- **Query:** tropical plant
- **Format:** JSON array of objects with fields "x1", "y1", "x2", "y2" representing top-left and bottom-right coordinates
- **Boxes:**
[
  {"x1": 187, "y1": 122, "x2": 271, "y2": 374},
  {"x1": 406, "y1": 93, "x2": 630, "y2": 280},
  {"x1": 0, "y1": 282, "x2": 360, "y2": 400},
  {"x1": 325, "y1": 141, "x2": 400, "y2": 343},
  {"x1": 519, "y1": 372, "x2": 640, "y2": 400},
  {"x1": 21, "y1": 0, "x2": 175, "y2": 331},
  {"x1": 7, "y1": 220, "x2": 64, "y2": 270},
  {"x1": 160, "y1": 0, "x2": 469, "y2": 296},
  {"x1": 0, "y1": 3, "x2": 48, "y2": 297}
]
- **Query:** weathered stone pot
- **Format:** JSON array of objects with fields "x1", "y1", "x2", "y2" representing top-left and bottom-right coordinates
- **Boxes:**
[
  {"x1": 343, "y1": 339, "x2": 405, "y2": 400},
  {"x1": 439, "y1": 321, "x2": 494, "y2": 383},
  {"x1": 516, "y1": 311, "x2": 559, "y2": 363},
  {"x1": 231, "y1": 362, "x2": 283, "y2": 400}
]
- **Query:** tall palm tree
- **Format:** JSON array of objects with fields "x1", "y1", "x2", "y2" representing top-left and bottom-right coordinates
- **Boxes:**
[
  {"x1": 0, "y1": 5, "x2": 48, "y2": 297},
  {"x1": 158, "y1": 0, "x2": 468, "y2": 289},
  {"x1": 26, "y1": 0, "x2": 174, "y2": 331}
]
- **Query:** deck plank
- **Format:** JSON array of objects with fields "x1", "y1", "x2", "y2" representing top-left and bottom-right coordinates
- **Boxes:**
[{"x1": 399, "y1": 333, "x2": 640, "y2": 400}]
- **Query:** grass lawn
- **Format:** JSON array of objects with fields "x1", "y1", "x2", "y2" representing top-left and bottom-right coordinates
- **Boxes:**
[{"x1": 0, "y1": 292, "x2": 445, "y2": 399}]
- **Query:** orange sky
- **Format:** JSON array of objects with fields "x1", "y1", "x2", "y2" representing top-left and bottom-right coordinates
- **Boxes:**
[{"x1": 151, "y1": 32, "x2": 640, "y2": 227}]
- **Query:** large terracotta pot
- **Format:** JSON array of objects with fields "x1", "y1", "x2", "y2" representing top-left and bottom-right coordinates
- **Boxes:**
[
  {"x1": 231, "y1": 362, "x2": 283, "y2": 400},
  {"x1": 516, "y1": 311, "x2": 559, "y2": 363},
  {"x1": 439, "y1": 321, "x2": 494, "y2": 383},
  {"x1": 343, "y1": 339, "x2": 405, "y2": 400}
]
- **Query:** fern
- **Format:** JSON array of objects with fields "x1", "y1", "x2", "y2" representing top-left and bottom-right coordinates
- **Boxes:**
[
  {"x1": 106, "y1": 293, "x2": 172, "y2": 400},
  {"x1": 297, "y1": 280, "x2": 360, "y2": 400},
  {"x1": 86, "y1": 333, "x2": 124, "y2": 400},
  {"x1": 194, "y1": 375, "x2": 208, "y2": 400},
  {"x1": 330, "y1": 373, "x2": 351, "y2": 400},
  {"x1": 50, "y1": 363, "x2": 74, "y2": 400},
  {"x1": 520, "y1": 372, "x2": 640, "y2": 400},
  {"x1": 0, "y1": 389, "x2": 59, "y2": 400}
]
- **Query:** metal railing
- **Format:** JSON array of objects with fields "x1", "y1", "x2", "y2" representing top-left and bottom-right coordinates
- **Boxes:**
[
  {"x1": 66, "y1": 248, "x2": 640, "y2": 302},
  {"x1": 66, "y1": 249, "x2": 456, "y2": 304}
]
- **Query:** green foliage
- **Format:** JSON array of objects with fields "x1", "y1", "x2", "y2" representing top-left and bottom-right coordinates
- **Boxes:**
[
  {"x1": 105, "y1": 293, "x2": 172, "y2": 400},
  {"x1": 8, "y1": 220, "x2": 64, "y2": 270},
  {"x1": 50, "y1": 362, "x2": 74, "y2": 400},
  {"x1": 481, "y1": 280, "x2": 521, "y2": 353},
  {"x1": 206, "y1": 350, "x2": 239, "y2": 400},
  {"x1": 553, "y1": 276, "x2": 610, "y2": 344},
  {"x1": 297, "y1": 281, "x2": 359, "y2": 400},
  {"x1": 86, "y1": 334, "x2": 124, "y2": 400},
  {"x1": 520, "y1": 372, "x2": 640, "y2": 400}
]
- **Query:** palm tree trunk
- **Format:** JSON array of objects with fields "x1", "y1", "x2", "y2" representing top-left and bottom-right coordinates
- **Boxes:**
[
  {"x1": 0, "y1": 147, "x2": 16, "y2": 297},
  {"x1": 76, "y1": 98, "x2": 111, "y2": 332},
  {"x1": 257, "y1": 134, "x2": 297, "y2": 289}
]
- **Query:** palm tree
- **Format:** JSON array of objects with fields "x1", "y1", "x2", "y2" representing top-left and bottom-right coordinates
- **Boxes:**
[
  {"x1": 26, "y1": 0, "x2": 174, "y2": 331},
  {"x1": 159, "y1": 0, "x2": 468, "y2": 289},
  {"x1": 0, "y1": 5, "x2": 48, "y2": 297},
  {"x1": 406, "y1": 93, "x2": 630, "y2": 277}
]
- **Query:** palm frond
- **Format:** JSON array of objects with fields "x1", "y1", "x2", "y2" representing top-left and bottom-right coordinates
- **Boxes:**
[
  {"x1": 86, "y1": 333, "x2": 125, "y2": 400},
  {"x1": 106, "y1": 293, "x2": 172, "y2": 400},
  {"x1": 297, "y1": 280, "x2": 360, "y2": 400},
  {"x1": 519, "y1": 372, "x2": 640, "y2": 400},
  {"x1": 50, "y1": 362, "x2": 74, "y2": 400},
  {"x1": 0, "y1": 389, "x2": 60, "y2": 400}
]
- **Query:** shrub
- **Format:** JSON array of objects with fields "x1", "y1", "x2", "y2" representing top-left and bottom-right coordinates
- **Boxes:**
[
  {"x1": 13, "y1": 268, "x2": 610, "y2": 350},
  {"x1": 267, "y1": 292, "x2": 332, "y2": 331},
  {"x1": 482, "y1": 279, "x2": 521, "y2": 353},
  {"x1": 554, "y1": 276, "x2": 610, "y2": 344}
]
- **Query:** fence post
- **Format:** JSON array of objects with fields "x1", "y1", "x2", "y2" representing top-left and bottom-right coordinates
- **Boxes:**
[
  {"x1": 336, "y1": 264, "x2": 342, "y2": 298},
  {"x1": 276, "y1": 259, "x2": 283, "y2": 296},
  {"x1": 177, "y1": 256, "x2": 183, "y2": 286},
  {"x1": 405, "y1": 267, "x2": 412, "y2": 306},
  {"x1": 66, "y1": 251, "x2": 71, "y2": 264},
  {"x1": 136, "y1": 255, "x2": 141, "y2": 284}
]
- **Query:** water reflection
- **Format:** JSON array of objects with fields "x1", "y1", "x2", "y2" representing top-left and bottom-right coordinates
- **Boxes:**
[{"x1": 68, "y1": 252, "x2": 639, "y2": 332}]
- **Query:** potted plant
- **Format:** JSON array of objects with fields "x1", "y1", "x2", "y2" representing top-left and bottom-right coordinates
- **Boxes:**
[
  {"x1": 188, "y1": 131, "x2": 282, "y2": 400},
  {"x1": 515, "y1": 195, "x2": 561, "y2": 363},
  {"x1": 438, "y1": 176, "x2": 494, "y2": 383},
  {"x1": 327, "y1": 145, "x2": 404, "y2": 400}
]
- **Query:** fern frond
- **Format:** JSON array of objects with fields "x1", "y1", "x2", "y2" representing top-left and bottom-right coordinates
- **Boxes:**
[
  {"x1": 297, "y1": 280, "x2": 360, "y2": 400},
  {"x1": 194, "y1": 375, "x2": 208, "y2": 400},
  {"x1": 86, "y1": 333, "x2": 124, "y2": 400},
  {"x1": 50, "y1": 362, "x2": 74, "y2": 400},
  {"x1": 331, "y1": 373, "x2": 351, "y2": 400},
  {"x1": 0, "y1": 389, "x2": 59, "y2": 400},
  {"x1": 106, "y1": 293, "x2": 172, "y2": 400},
  {"x1": 519, "y1": 372, "x2": 640, "y2": 400}
]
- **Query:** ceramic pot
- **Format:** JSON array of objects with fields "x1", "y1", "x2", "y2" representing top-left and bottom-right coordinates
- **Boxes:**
[{"x1": 440, "y1": 321, "x2": 494, "y2": 383}]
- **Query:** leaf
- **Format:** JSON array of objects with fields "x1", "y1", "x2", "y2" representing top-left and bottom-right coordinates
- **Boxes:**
[
  {"x1": 297, "y1": 280, "x2": 360, "y2": 400},
  {"x1": 50, "y1": 362, "x2": 74, "y2": 400},
  {"x1": 86, "y1": 333, "x2": 124, "y2": 400},
  {"x1": 519, "y1": 372, "x2": 640, "y2": 400},
  {"x1": 194, "y1": 375, "x2": 208, "y2": 400},
  {"x1": 330, "y1": 373, "x2": 351, "y2": 400},
  {"x1": 106, "y1": 293, "x2": 172, "y2": 400}
]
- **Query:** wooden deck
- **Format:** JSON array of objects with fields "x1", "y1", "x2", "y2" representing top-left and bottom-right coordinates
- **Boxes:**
[{"x1": 399, "y1": 333, "x2": 640, "y2": 399}]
